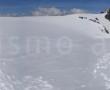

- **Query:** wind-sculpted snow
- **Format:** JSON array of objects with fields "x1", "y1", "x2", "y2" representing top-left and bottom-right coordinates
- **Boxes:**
[
  {"x1": 93, "y1": 53, "x2": 110, "y2": 90},
  {"x1": 0, "y1": 68, "x2": 55, "y2": 90},
  {"x1": 0, "y1": 70, "x2": 14, "y2": 90}
]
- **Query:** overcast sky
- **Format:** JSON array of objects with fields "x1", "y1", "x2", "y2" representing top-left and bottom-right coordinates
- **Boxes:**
[{"x1": 0, "y1": 0, "x2": 109, "y2": 15}]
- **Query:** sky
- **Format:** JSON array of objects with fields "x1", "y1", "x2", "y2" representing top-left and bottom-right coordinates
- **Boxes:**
[{"x1": 0, "y1": 0, "x2": 109, "y2": 15}]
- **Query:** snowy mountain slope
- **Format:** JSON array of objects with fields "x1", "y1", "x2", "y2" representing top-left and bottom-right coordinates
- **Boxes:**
[
  {"x1": 0, "y1": 13, "x2": 110, "y2": 90},
  {"x1": 0, "y1": 13, "x2": 110, "y2": 38}
]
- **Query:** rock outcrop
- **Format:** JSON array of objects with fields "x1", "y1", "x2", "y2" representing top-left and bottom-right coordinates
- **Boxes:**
[{"x1": 105, "y1": 9, "x2": 110, "y2": 21}]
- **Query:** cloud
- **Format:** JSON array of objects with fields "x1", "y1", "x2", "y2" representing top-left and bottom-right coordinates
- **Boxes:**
[
  {"x1": 69, "y1": 8, "x2": 88, "y2": 14},
  {"x1": 0, "y1": 7, "x2": 88, "y2": 17},
  {"x1": 32, "y1": 7, "x2": 63, "y2": 16},
  {"x1": 32, "y1": 7, "x2": 88, "y2": 16},
  {"x1": 0, "y1": 13, "x2": 17, "y2": 17}
]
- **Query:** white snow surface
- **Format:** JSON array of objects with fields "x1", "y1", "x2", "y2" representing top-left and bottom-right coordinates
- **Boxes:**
[{"x1": 0, "y1": 13, "x2": 110, "y2": 90}]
